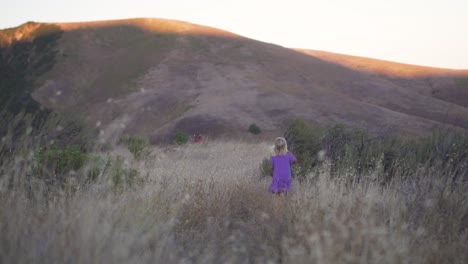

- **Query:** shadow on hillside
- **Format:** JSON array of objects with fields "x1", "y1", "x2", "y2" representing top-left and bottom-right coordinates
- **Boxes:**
[{"x1": 2, "y1": 19, "x2": 467, "y2": 144}]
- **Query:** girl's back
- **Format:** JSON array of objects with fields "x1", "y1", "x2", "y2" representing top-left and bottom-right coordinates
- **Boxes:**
[{"x1": 270, "y1": 152, "x2": 295, "y2": 179}]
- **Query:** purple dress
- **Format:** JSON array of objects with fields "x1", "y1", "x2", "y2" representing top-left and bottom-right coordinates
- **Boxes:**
[{"x1": 268, "y1": 152, "x2": 296, "y2": 194}]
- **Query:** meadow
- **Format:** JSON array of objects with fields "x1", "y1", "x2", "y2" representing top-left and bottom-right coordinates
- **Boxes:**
[
  {"x1": 1, "y1": 135, "x2": 467, "y2": 263},
  {"x1": 1, "y1": 19, "x2": 467, "y2": 264}
]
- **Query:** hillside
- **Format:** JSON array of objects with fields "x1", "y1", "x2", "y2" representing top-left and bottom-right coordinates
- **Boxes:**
[
  {"x1": 1, "y1": 18, "x2": 467, "y2": 143},
  {"x1": 295, "y1": 49, "x2": 468, "y2": 108}
]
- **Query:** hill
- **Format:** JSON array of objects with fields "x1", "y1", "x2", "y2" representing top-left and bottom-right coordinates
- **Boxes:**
[{"x1": 1, "y1": 18, "x2": 467, "y2": 144}]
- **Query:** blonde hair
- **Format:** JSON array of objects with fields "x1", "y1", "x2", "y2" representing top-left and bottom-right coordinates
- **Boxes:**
[{"x1": 274, "y1": 137, "x2": 288, "y2": 155}]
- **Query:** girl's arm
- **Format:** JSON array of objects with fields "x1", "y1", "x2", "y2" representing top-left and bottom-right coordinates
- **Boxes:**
[
  {"x1": 290, "y1": 152, "x2": 298, "y2": 165},
  {"x1": 269, "y1": 156, "x2": 274, "y2": 176}
]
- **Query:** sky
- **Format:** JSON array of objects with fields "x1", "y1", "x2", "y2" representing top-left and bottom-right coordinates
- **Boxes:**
[{"x1": 2, "y1": 0, "x2": 468, "y2": 69}]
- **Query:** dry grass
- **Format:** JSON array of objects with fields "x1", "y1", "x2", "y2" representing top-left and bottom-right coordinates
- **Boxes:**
[
  {"x1": 295, "y1": 49, "x2": 468, "y2": 77},
  {"x1": 0, "y1": 141, "x2": 467, "y2": 263}
]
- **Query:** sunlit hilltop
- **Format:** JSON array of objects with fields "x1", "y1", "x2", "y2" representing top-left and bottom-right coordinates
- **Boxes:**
[{"x1": 1, "y1": 18, "x2": 467, "y2": 145}]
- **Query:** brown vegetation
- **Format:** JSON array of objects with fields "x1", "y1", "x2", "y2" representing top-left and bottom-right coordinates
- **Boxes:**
[{"x1": 1, "y1": 142, "x2": 466, "y2": 263}]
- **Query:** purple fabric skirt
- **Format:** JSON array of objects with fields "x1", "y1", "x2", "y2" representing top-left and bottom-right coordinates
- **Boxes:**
[{"x1": 268, "y1": 178, "x2": 292, "y2": 193}]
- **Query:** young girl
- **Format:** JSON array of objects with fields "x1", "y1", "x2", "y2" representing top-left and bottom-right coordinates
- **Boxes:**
[{"x1": 268, "y1": 137, "x2": 297, "y2": 194}]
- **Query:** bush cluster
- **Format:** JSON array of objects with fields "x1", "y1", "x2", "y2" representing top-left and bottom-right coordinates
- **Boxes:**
[
  {"x1": 260, "y1": 157, "x2": 272, "y2": 176},
  {"x1": 124, "y1": 136, "x2": 148, "y2": 159},
  {"x1": 171, "y1": 131, "x2": 189, "y2": 145},
  {"x1": 248, "y1": 123, "x2": 261, "y2": 135},
  {"x1": 283, "y1": 119, "x2": 467, "y2": 182},
  {"x1": 34, "y1": 144, "x2": 88, "y2": 177}
]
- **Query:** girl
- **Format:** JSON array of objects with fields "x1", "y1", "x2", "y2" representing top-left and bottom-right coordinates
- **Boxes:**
[{"x1": 268, "y1": 137, "x2": 297, "y2": 194}]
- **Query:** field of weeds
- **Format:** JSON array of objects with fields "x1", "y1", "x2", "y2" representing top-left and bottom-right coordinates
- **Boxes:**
[{"x1": 0, "y1": 141, "x2": 467, "y2": 263}]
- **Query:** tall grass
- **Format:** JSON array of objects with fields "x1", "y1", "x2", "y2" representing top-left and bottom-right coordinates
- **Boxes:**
[
  {"x1": 285, "y1": 119, "x2": 468, "y2": 183},
  {"x1": 1, "y1": 140, "x2": 467, "y2": 263}
]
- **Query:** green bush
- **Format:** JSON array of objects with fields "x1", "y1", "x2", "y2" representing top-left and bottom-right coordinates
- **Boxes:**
[
  {"x1": 284, "y1": 119, "x2": 324, "y2": 179},
  {"x1": 391, "y1": 129, "x2": 468, "y2": 179},
  {"x1": 34, "y1": 144, "x2": 88, "y2": 176},
  {"x1": 248, "y1": 123, "x2": 261, "y2": 135},
  {"x1": 283, "y1": 119, "x2": 468, "y2": 182},
  {"x1": 260, "y1": 157, "x2": 272, "y2": 176},
  {"x1": 321, "y1": 125, "x2": 380, "y2": 176},
  {"x1": 124, "y1": 136, "x2": 148, "y2": 159},
  {"x1": 171, "y1": 131, "x2": 189, "y2": 145}
]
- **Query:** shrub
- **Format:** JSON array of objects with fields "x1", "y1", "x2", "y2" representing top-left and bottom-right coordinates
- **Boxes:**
[
  {"x1": 34, "y1": 144, "x2": 88, "y2": 176},
  {"x1": 248, "y1": 123, "x2": 261, "y2": 135},
  {"x1": 124, "y1": 136, "x2": 148, "y2": 159},
  {"x1": 260, "y1": 157, "x2": 272, "y2": 176},
  {"x1": 321, "y1": 125, "x2": 380, "y2": 177},
  {"x1": 391, "y1": 128, "x2": 468, "y2": 179},
  {"x1": 284, "y1": 119, "x2": 324, "y2": 179},
  {"x1": 171, "y1": 131, "x2": 189, "y2": 145},
  {"x1": 284, "y1": 119, "x2": 468, "y2": 183}
]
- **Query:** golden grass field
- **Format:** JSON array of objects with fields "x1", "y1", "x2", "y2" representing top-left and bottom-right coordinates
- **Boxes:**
[
  {"x1": 1, "y1": 17, "x2": 467, "y2": 264},
  {"x1": 1, "y1": 141, "x2": 466, "y2": 263}
]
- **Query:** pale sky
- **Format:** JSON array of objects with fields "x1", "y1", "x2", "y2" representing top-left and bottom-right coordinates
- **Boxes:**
[{"x1": 2, "y1": 0, "x2": 468, "y2": 69}]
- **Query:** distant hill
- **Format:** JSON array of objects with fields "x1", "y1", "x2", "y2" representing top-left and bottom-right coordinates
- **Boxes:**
[
  {"x1": 1, "y1": 18, "x2": 467, "y2": 144},
  {"x1": 295, "y1": 49, "x2": 468, "y2": 107}
]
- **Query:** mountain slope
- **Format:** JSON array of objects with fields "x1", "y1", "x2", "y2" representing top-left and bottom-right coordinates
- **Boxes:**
[
  {"x1": 1, "y1": 18, "x2": 467, "y2": 143},
  {"x1": 295, "y1": 49, "x2": 468, "y2": 108}
]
